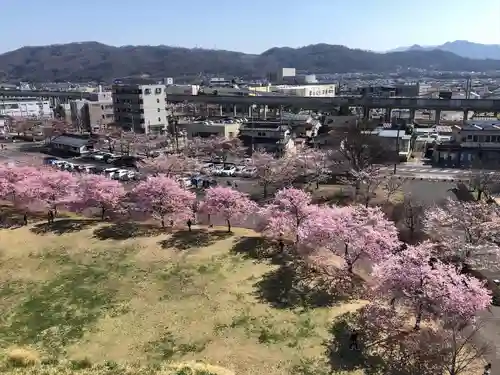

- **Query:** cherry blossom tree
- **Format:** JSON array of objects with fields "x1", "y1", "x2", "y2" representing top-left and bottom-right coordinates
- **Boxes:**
[
  {"x1": 299, "y1": 205, "x2": 400, "y2": 274},
  {"x1": 372, "y1": 242, "x2": 491, "y2": 330},
  {"x1": 76, "y1": 175, "x2": 126, "y2": 220},
  {"x1": 132, "y1": 175, "x2": 196, "y2": 228},
  {"x1": 199, "y1": 186, "x2": 257, "y2": 232},
  {"x1": 296, "y1": 148, "x2": 333, "y2": 189},
  {"x1": 258, "y1": 187, "x2": 315, "y2": 243},
  {"x1": 144, "y1": 154, "x2": 200, "y2": 177},
  {"x1": 0, "y1": 165, "x2": 38, "y2": 204},
  {"x1": 424, "y1": 198, "x2": 500, "y2": 267},
  {"x1": 19, "y1": 169, "x2": 79, "y2": 216},
  {"x1": 185, "y1": 136, "x2": 245, "y2": 161},
  {"x1": 250, "y1": 151, "x2": 299, "y2": 198}
]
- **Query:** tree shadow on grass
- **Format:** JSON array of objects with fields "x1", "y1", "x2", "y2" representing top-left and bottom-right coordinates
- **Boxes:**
[
  {"x1": 158, "y1": 229, "x2": 233, "y2": 251},
  {"x1": 30, "y1": 218, "x2": 100, "y2": 236},
  {"x1": 231, "y1": 236, "x2": 284, "y2": 264},
  {"x1": 0, "y1": 205, "x2": 46, "y2": 229},
  {"x1": 254, "y1": 263, "x2": 340, "y2": 309},
  {"x1": 93, "y1": 222, "x2": 166, "y2": 240},
  {"x1": 324, "y1": 314, "x2": 386, "y2": 375}
]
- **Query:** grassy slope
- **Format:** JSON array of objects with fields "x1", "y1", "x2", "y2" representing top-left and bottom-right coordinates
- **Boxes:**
[{"x1": 0, "y1": 219, "x2": 365, "y2": 375}]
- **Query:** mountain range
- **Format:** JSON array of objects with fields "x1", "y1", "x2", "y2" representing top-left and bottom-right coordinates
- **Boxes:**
[
  {"x1": 389, "y1": 40, "x2": 500, "y2": 60},
  {"x1": 0, "y1": 41, "x2": 499, "y2": 82}
]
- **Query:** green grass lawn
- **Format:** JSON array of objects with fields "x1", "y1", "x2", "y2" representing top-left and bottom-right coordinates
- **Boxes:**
[{"x1": 0, "y1": 218, "x2": 365, "y2": 375}]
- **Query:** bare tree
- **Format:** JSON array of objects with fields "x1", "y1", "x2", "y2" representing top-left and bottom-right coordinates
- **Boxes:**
[
  {"x1": 441, "y1": 321, "x2": 492, "y2": 375},
  {"x1": 337, "y1": 121, "x2": 391, "y2": 173},
  {"x1": 381, "y1": 176, "x2": 404, "y2": 204},
  {"x1": 351, "y1": 167, "x2": 385, "y2": 207},
  {"x1": 401, "y1": 195, "x2": 426, "y2": 242},
  {"x1": 468, "y1": 163, "x2": 500, "y2": 201}
]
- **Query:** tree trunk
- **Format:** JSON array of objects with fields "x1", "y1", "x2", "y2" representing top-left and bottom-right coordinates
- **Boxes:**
[
  {"x1": 263, "y1": 184, "x2": 268, "y2": 199},
  {"x1": 414, "y1": 304, "x2": 422, "y2": 330},
  {"x1": 227, "y1": 219, "x2": 231, "y2": 233},
  {"x1": 101, "y1": 207, "x2": 106, "y2": 220},
  {"x1": 477, "y1": 190, "x2": 483, "y2": 201},
  {"x1": 316, "y1": 180, "x2": 319, "y2": 189},
  {"x1": 161, "y1": 218, "x2": 165, "y2": 228},
  {"x1": 345, "y1": 244, "x2": 354, "y2": 273}
]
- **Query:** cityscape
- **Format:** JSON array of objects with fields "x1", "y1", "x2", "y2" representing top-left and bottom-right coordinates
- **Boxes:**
[{"x1": 1, "y1": 17, "x2": 500, "y2": 375}]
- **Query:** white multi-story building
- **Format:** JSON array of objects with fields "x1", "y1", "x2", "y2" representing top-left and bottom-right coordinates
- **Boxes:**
[
  {"x1": 112, "y1": 84, "x2": 168, "y2": 134},
  {"x1": 0, "y1": 99, "x2": 52, "y2": 118}
]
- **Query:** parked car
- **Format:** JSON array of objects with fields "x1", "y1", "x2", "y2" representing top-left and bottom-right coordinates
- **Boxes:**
[
  {"x1": 104, "y1": 168, "x2": 119, "y2": 179},
  {"x1": 43, "y1": 157, "x2": 58, "y2": 165},
  {"x1": 221, "y1": 165, "x2": 236, "y2": 177},
  {"x1": 212, "y1": 164, "x2": 225, "y2": 176},
  {"x1": 178, "y1": 177, "x2": 192, "y2": 188},
  {"x1": 242, "y1": 167, "x2": 256, "y2": 178},
  {"x1": 233, "y1": 166, "x2": 246, "y2": 177}
]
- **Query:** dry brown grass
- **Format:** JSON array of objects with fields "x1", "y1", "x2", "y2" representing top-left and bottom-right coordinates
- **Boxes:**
[{"x1": 0, "y1": 218, "x2": 366, "y2": 375}]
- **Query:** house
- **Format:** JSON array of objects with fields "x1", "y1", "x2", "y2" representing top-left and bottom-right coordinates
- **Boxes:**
[
  {"x1": 49, "y1": 135, "x2": 95, "y2": 156},
  {"x1": 431, "y1": 120, "x2": 500, "y2": 168}
]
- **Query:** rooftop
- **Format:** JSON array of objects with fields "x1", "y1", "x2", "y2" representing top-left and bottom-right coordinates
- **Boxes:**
[
  {"x1": 50, "y1": 135, "x2": 93, "y2": 147},
  {"x1": 459, "y1": 120, "x2": 500, "y2": 131}
]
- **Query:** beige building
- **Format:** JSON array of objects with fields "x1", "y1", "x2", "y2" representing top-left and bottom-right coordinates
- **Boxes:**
[
  {"x1": 70, "y1": 92, "x2": 114, "y2": 132},
  {"x1": 113, "y1": 84, "x2": 168, "y2": 134},
  {"x1": 184, "y1": 121, "x2": 240, "y2": 139}
]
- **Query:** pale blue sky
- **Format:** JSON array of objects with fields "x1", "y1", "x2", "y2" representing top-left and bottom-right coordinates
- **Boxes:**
[{"x1": 2, "y1": 0, "x2": 499, "y2": 54}]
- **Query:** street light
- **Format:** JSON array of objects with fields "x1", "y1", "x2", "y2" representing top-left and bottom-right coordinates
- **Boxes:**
[{"x1": 250, "y1": 103, "x2": 257, "y2": 154}]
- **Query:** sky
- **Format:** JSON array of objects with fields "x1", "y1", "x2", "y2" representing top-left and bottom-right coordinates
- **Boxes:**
[{"x1": 1, "y1": 0, "x2": 499, "y2": 54}]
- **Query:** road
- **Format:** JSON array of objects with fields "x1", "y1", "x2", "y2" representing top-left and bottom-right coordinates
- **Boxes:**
[{"x1": 380, "y1": 164, "x2": 478, "y2": 182}]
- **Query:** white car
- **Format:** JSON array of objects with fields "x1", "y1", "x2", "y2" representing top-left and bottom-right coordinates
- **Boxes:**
[
  {"x1": 233, "y1": 166, "x2": 246, "y2": 177},
  {"x1": 221, "y1": 165, "x2": 236, "y2": 177},
  {"x1": 178, "y1": 177, "x2": 192, "y2": 188},
  {"x1": 92, "y1": 152, "x2": 107, "y2": 161},
  {"x1": 212, "y1": 165, "x2": 225, "y2": 176},
  {"x1": 242, "y1": 167, "x2": 256, "y2": 178},
  {"x1": 104, "y1": 168, "x2": 119, "y2": 179}
]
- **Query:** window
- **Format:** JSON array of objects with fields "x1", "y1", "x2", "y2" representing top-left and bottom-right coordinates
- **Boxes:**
[
  {"x1": 101, "y1": 105, "x2": 104, "y2": 110},
  {"x1": 139, "y1": 99, "x2": 143, "y2": 104},
  {"x1": 157, "y1": 98, "x2": 160, "y2": 103},
  {"x1": 158, "y1": 117, "x2": 161, "y2": 122},
  {"x1": 155, "y1": 88, "x2": 162, "y2": 94},
  {"x1": 144, "y1": 88, "x2": 151, "y2": 95},
  {"x1": 157, "y1": 108, "x2": 161, "y2": 112},
  {"x1": 473, "y1": 135, "x2": 478, "y2": 142},
  {"x1": 102, "y1": 115, "x2": 105, "y2": 119},
  {"x1": 228, "y1": 132, "x2": 234, "y2": 138}
]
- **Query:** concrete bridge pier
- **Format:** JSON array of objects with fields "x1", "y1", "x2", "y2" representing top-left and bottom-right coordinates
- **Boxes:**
[
  {"x1": 435, "y1": 109, "x2": 442, "y2": 124},
  {"x1": 463, "y1": 109, "x2": 469, "y2": 121},
  {"x1": 409, "y1": 109, "x2": 416, "y2": 124},
  {"x1": 363, "y1": 106, "x2": 370, "y2": 119},
  {"x1": 384, "y1": 108, "x2": 392, "y2": 122}
]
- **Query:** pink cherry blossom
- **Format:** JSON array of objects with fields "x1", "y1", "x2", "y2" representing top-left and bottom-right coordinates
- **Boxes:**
[
  {"x1": 199, "y1": 186, "x2": 257, "y2": 232},
  {"x1": 296, "y1": 148, "x2": 333, "y2": 188},
  {"x1": 424, "y1": 198, "x2": 500, "y2": 267},
  {"x1": 299, "y1": 204, "x2": 400, "y2": 273},
  {"x1": 131, "y1": 175, "x2": 196, "y2": 227},
  {"x1": 372, "y1": 242, "x2": 491, "y2": 329},
  {"x1": 19, "y1": 168, "x2": 79, "y2": 215},
  {"x1": 185, "y1": 136, "x2": 245, "y2": 160},
  {"x1": 76, "y1": 174, "x2": 126, "y2": 219},
  {"x1": 144, "y1": 154, "x2": 200, "y2": 177},
  {"x1": 250, "y1": 151, "x2": 300, "y2": 197},
  {"x1": 0, "y1": 164, "x2": 38, "y2": 203},
  {"x1": 258, "y1": 187, "x2": 315, "y2": 243}
]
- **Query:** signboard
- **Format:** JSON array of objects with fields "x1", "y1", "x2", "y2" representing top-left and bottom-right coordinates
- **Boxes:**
[{"x1": 166, "y1": 77, "x2": 174, "y2": 85}]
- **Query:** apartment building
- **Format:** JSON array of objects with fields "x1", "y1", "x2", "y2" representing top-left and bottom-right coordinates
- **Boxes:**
[
  {"x1": 432, "y1": 120, "x2": 500, "y2": 168},
  {"x1": 112, "y1": 84, "x2": 168, "y2": 134},
  {"x1": 70, "y1": 94, "x2": 114, "y2": 132}
]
